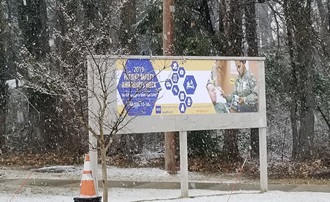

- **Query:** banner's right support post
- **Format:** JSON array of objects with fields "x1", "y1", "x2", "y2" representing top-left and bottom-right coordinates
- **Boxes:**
[
  {"x1": 179, "y1": 130, "x2": 189, "y2": 197},
  {"x1": 259, "y1": 127, "x2": 268, "y2": 192}
]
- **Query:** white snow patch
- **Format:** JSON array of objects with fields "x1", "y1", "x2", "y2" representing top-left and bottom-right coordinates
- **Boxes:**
[
  {"x1": 32, "y1": 166, "x2": 77, "y2": 173},
  {"x1": 1, "y1": 165, "x2": 243, "y2": 183},
  {"x1": 1, "y1": 166, "x2": 330, "y2": 201},
  {"x1": 1, "y1": 188, "x2": 330, "y2": 202}
]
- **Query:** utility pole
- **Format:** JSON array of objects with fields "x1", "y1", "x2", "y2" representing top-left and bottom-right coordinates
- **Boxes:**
[{"x1": 163, "y1": 0, "x2": 177, "y2": 174}]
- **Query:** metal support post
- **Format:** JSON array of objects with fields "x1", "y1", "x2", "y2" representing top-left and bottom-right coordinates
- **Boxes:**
[
  {"x1": 259, "y1": 127, "x2": 268, "y2": 192},
  {"x1": 179, "y1": 131, "x2": 188, "y2": 197}
]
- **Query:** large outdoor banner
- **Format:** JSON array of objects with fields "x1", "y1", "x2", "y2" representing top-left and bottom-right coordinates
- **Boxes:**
[
  {"x1": 87, "y1": 56, "x2": 268, "y2": 194},
  {"x1": 88, "y1": 56, "x2": 266, "y2": 134},
  {"x1": 116, "y1": 58, "x2": 259, "y2": 116}
]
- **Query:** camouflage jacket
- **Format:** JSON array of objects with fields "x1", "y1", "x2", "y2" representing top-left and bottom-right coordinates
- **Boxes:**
[{"x1": 231, "y1": 70, "x2": 258, "y2": 107}]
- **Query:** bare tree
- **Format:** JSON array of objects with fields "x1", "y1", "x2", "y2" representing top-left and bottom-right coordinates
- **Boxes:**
[
  {"x1": 16, "y1": 1, "x2": 126, "y2": 201},
  {"x1": 21, "y1": 52, "x2": 162, "y2": 202}
]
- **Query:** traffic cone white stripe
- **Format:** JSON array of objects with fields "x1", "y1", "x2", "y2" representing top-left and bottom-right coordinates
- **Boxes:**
[
  {"x1": 78, "y1": 154, "x2": 97, "y2": 198},
  {"x1": 83, "y1": 160, "x2": 91, "y2": 170},
  {"x1": 81, "y1": 174, "x2": 93, "y2": 181}
]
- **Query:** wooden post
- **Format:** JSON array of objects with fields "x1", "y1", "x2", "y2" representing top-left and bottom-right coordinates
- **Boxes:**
[
  {"x1": 163, "y1": 0, "x2": 177, "y2": 174},
  {"x1": 89, "y1": 132, "x2": 98, "y2": 194},
  {"x1": 163, "y1": 0, "x2": 174, "y2": 55}
]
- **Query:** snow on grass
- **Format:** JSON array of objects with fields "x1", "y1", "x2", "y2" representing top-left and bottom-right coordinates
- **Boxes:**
[
  {"x1": 2, "y1": 188, "x2": 330, "y2": 202},
  {"x1": 1, "y1": 165, "x2": 249, "y2": 184},
  {"x1": 1, "y1": 166, "x2": 330, "y2": 201},
  {"x1": 32, "y1": 166, "x2": 77, "y2": 173}
]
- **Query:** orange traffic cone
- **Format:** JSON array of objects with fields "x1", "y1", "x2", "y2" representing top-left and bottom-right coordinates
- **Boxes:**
[{"x1": 74, "y1": 154, "x2": 101, "y2": 202}]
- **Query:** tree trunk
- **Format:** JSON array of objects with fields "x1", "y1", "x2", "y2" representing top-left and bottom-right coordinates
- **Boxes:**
[
  {"x1": 118, "y1": 0, "x2": 143, "y2": 155},
  {"x1": 223, "y1": 129, "x2": 239, "y2": 160},
  {"x1": 218, "y1": 0, "x2": 226, "y2": 34},
  {"x1": 119, "y1": 0, "x2": 138, "y2": 54},
  {"x1": 245, "y1": 1, "x2": 258, "y2": 56},
  {"x1": 220, "y1": 0, "x2": 242, "y2": 160},
  {"x1": 285, "y1": 0, "x2": 315, "y2": 160},
  {"x1": 223, "y1": 0, "x2": 243, "y2": 56},
  {"x1": 199, "y1": 0, "x2": 215, "y2": 35},
  {"x1": 0, "y1": 5, "x2": 7, "y2": 153},
  {"x1": 165, "y1": 132, "x2": 177, "y2": 174},
  {"x1": 297, "y1": 45, "x2": 315, "y2": 160},
  {"x1": 100, "y1": 133, "x2": 108, "y2": 202},
  {"x1": 244, "y1": 0, "x2": 259, "y2": 158},
  {"x1": 284, "y1": 1, "x2": 299, "y2": 159},
  {"x1": 256, "y1": 3, "x2": 272, "y2": 52},
  {"x1": 315, "y1": 0, "x2": 330, "y2": 57},
  {"x1": 54, "y1": 0, "x2": 69, "y2": 61},
  {"x1": 328, "y1": 0, "x2": 330, "y2": 32},
  {"x1": 296, "y1": 1, "x2": 315, "y2": 160}
]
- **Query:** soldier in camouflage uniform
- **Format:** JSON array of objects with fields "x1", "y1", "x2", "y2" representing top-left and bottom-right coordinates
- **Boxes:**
[{"x1": 227, "y1": 60, "x2": 258, "y2": 112}]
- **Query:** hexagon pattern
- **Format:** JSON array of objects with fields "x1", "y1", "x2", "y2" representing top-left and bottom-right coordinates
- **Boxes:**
[
  {"x1": 165, "y1": 79, "x2": 172, "y2": 90},
  {"x1": 172, "y1": 73, "x2": 179, "y2": 84},
  {"x1": 165, "y1": 60, "x2": 197, "y2": 113},
  {"x1": 183, "y1": 75, "x2": 197, "y2": 95},
  {"x1": 172, "y1": 85, "x2": 179, "y2": 96},
  {"x1": 178, "y1": 91, "x2": 186, "y2": 102},
  {"x1": 178, "y1": 67, "x2": 186, "y2": 78},
  {"x1": 179, "y1": 103, "x2": 187, "y2": 113},
  {"x1": 171, "y1": 61, "x2": 179, "y2": 71},
  {"x1": 185, "y1": 97, "x2": 193, "y2": 107}
]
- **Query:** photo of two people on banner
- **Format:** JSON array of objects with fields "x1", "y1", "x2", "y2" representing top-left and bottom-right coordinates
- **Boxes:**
[{"x1": 207, "y1": 60, "x2": 258, "y2": 113}]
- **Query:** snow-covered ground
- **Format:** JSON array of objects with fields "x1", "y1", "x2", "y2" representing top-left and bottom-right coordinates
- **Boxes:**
[
  {"x1": 1, "y1": 165, "x2": 250, "y2": 183},
  {"x1": 1, "y1": 165, "x2": 330, "y2": 202},
  {"x1": 2, "y1": 188, "x2": 330, "y2": 202}
]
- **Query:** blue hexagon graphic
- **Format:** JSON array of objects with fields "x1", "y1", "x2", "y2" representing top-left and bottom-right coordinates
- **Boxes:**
[
  {"x1": 117, "y1": 59, "x2": 161, "y2": 116},
  {"x1": 171, "y1": 73, "x2": 179, "y2": 84},
  {"x1": 183, "y1": 75, "x2": 197, "y2": 95},
  {"x1": 179, "y1": 103, "x2": 187, "y2": 113},
  {"x1": 172, "y1": 85, "x2": 179, "y2": 96},
  {"x1": 171, "y1": 61, "x2": 179, "y2": 71},
  {"x1": 178, "y1": 91, "x2": 186, "y2": 102},
  {"x1": 178, "y1": 67, "x2": 186, "y2": 78},
  {"x1": 165, "y1": 79, "x2": 172, "y2": 90},
  {"x1": 185, "y1": 97, "x2": 193, "y2": 107}
]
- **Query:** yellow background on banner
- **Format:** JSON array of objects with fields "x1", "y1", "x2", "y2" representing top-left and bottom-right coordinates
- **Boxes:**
[
  {"x1": 117, "y1": 103, "x2": 216, "y2": 116},
  {"x1": 152, "y1": 103, "x2": 215, "y2": 115},
  {"x1": 116, "y1": 59, "x2": 215, "y2": 71}
]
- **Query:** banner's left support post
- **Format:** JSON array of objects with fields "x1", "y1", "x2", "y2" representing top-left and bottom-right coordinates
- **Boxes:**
[{"x1": 89, "y1": 132, "x2": 98, "y2": 194}]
